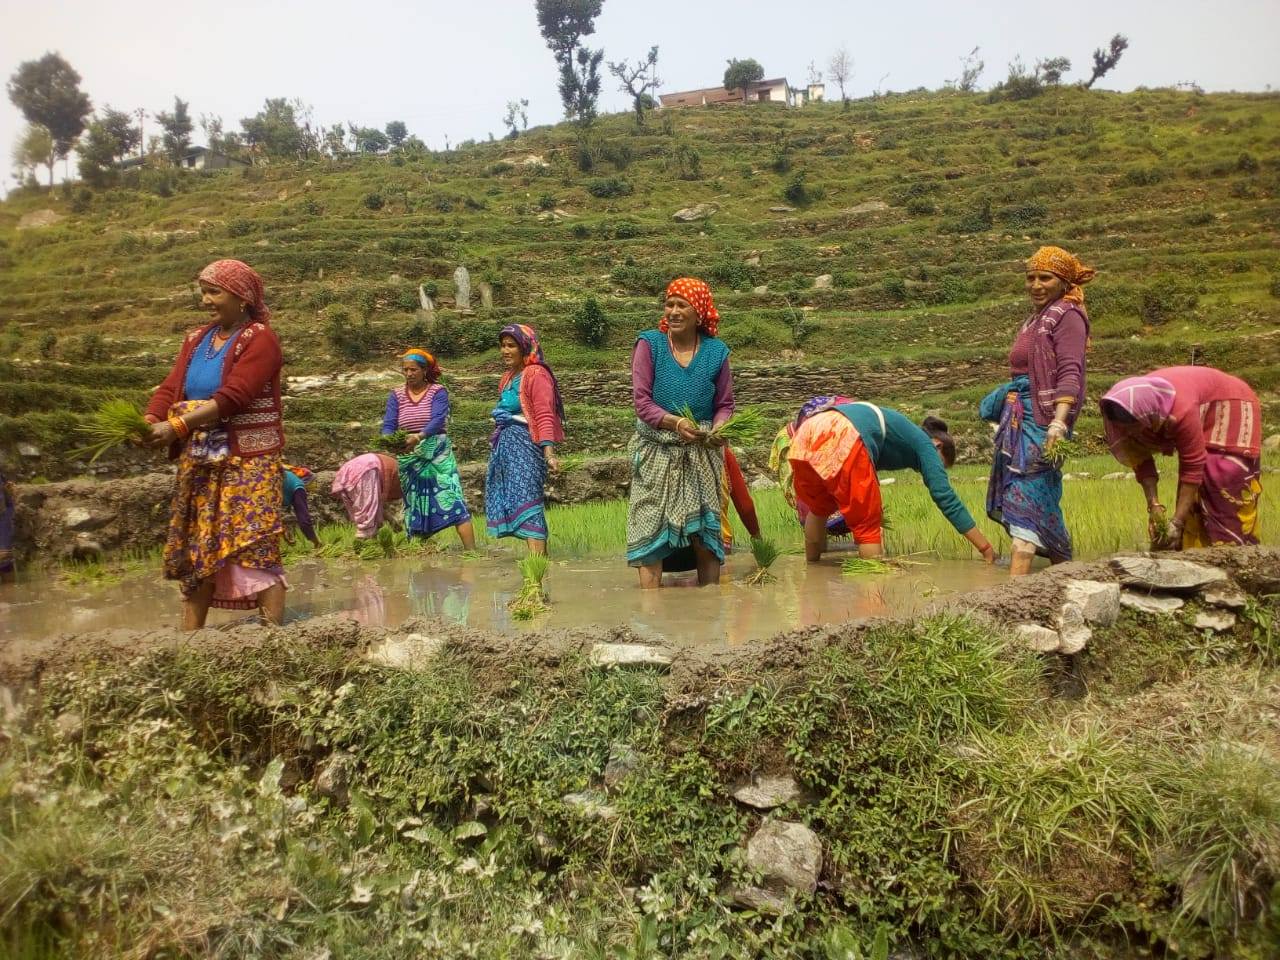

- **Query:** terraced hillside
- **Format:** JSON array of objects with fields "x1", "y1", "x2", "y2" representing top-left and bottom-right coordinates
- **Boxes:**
[{"x1": 1, "y1": 86, "x2": 1277, "y2": 480}]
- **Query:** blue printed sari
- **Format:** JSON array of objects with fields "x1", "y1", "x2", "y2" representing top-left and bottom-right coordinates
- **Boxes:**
[
  {"x1": 981, "y1": 376, "x2": 1072, "y2": 562},
  {"x1": 485, "y1": 399, "x2": 548, "y2": 541}
]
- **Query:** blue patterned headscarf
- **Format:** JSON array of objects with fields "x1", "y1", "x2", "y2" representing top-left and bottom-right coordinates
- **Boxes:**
[{"x1": 794, "y1": 395, "x2": 848, "y2": 430}]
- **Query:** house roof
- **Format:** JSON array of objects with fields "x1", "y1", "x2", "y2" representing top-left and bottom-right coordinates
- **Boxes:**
[{"x1": 659, "y1": 77, "x2": 790, "y2": 107}]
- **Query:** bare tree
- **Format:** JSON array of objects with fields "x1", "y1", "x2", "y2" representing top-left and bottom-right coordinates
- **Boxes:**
[
  {"x1": 952, "y1": 46, "x2": 984, "y2": 92},
  {"x1": 1036, "y1": 57, "x2": 1071, "y2": 86},
  {"x1": 607, "y1": 46, "x2": 661, "y2": 126},
  {"x1": 1085, "y1": 34, "x2": 1129, "y2": 89},
  {"x1": 827, "y1": 47, "x2": 852, "y2": 108},
  {"x1": 502, "y1": 99, "x2": 529, "y2": 138}
]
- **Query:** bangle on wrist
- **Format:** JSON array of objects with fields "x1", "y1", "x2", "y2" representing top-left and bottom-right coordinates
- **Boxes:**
[{"x1": 167, "y1": 415, "x2": 190, "y2": 440}]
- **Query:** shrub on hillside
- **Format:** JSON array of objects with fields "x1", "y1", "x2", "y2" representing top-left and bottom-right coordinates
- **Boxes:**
[
  {"x1": 881, "y1": 275, "x2": 908, "y2": 303},
  {"x1": 227, "y1": 218, "x2": 253, "y2": 237},
  {"x1": 1236, "y1": 152, "x2": 1259, "y2": 173},
  {"x1": 1122, "y1": 167, "x2": 1164, "y2": 187},
  {"x1": 1269, "y1": 275, "x2": 1280, "y2": 299},
  {"x1": 570, "y1": 295, "x2": 610, "y2": 347},
  {"x1": 598, "y1": 141, "x2": 633, "y2": 171},
  {"x1": 944, "y1": 198, "x2": 994, "y2": 234},
  {"x1": 905, "y1": 197, "x2": 937, "y2": 215},
  {"x1": 722, "y1": 315, "x2": 788, "y2": 351},
  {"x1": 537, "y1": 193, "x2": 558, "y2": 211},
  {"x1": 1139, "y1": 276, "x2": 1199, "y2": 325},
  {"x1": 999, "y1": 201, "x2": 1049, "y2": 228},
  {"x1": 430, "y1": 315, "x2": 493, "y2": 358},
  {"x1": 706, "y1": 258, "x2": 757, "y2": 292},
  {"x1": 610, "y1": 260, "x2": 666, "y2": 295},
  {"x1": 586, "y1": 177, "x2": 632, "y2": 199},
  {"x1": 1185, "y1": 210, "x2": 1215, "y2": 227},
  {"x1": 783, "y1": 172, "x2": 822, "y2": 206},
  {"x1": 667, "y1": 143, "x2": 702, "y2": 181},
  {"x1": 323, "y1": 305, "x2": 379, "y2": 362},
  {"x1": 38, "y1": 332, "x2": 57, "y2": 359}
]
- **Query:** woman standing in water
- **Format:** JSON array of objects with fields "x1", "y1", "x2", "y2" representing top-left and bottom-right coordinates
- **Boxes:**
[
  {"x1": 627, "y1": 277, "x2": 734, "y2": 588},
  {"x1": 980, "y1": 246, "x2": 1092, "y2": 575},
  {"x1": 380, "y1": 348, "x2": 475, "y2": 548},
  {"x1": 1100, "y1": 367, "x2": 1263, "y2": 549},
  {"x1": 787, "y1": 402, "x2": 994, "y2": 563},
  {"x1": 484, "y1": 324, "x2": 564, "y2": 555},
  {"x1": 145, "y1": 259, "x2": 286, "y2": 628}
]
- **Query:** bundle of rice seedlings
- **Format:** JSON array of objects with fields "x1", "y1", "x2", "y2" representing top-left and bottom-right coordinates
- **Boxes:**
[
  {"x1": 1150, "y1": 509, "x2": 1172, "y2": 547},
  {"x1": 677, "y1": 405, "x2": 767, "y2": 446},
  {"x1": 354, "y1": 524, "x2": 398, "y2": 560},
  {"x1": 1042, "y1": 435, "x2": 1082, "y2": 468},
  {"x1": 373, "y1": 430, "x2": 408, "y2": 452},
  {"x1": 841, "y1": 556, "x2": 895, "y2": 576},
  {"x1": 743, "y1": 536, "x2": 780, "y2": 586},
  {"x1": 72, "y1": 399, "x2": 152, "y2": 463},
  {"x1": 509, "y1": 553, "x2": 550, "y2": 620}
]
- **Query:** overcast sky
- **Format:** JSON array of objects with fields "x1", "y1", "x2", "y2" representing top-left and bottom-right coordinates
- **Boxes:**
[{"x1": 2, "y1": 0, "x2": 1277, "y2": 190}]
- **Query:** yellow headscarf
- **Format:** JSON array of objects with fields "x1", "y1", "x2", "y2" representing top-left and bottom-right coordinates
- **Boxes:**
[{"x1": 1025, "y1": 246, "x2": 1096, "y2": 304}]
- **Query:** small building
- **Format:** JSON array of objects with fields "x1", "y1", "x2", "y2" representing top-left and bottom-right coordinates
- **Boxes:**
[
  {"x1": 116, "y1": 145, "x2": 249, "y2": 171},
  {"x1": 660, "y1": 77, "x2": 795, "y2": 108}
]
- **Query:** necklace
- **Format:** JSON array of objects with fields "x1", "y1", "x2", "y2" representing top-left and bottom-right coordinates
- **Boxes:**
[
  {"x1": 667, "y1": 333, "x2": 698, "y2": 365},
  {"x1": 206, "y1": 326, "x2": 238, "y2": 358}
]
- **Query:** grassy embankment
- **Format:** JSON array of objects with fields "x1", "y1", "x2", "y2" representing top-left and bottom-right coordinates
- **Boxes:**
[
  {"x1": 0, "y1": 86, "x2": 1277, "y2": 481},
  {"x1": 2, "y1": 604, "x2": 1277, "y2": 958}
]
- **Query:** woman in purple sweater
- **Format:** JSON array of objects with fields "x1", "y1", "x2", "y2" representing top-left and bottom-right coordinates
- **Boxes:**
[{"x1": 979, "y1": 246, "x2": 1093, "y2": 575}]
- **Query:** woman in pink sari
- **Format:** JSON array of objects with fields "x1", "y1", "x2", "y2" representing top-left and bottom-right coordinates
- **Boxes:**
[{"x1": 1100, "y1": 367, "x2": 1262, "y2": 549}]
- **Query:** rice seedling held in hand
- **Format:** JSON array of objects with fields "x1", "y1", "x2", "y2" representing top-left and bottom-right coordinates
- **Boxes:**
[
  {"x1": 1042, "y1": 436, "x2": 1082, "y2": 469},
  {"x1": 373, "y1": 430, "x2": 408, "y2": 452},
  {"x1": 72, "y1": 399, "x2": 152, "y2": 463},
  {"x1": 509, "y1": 553, "x2": 551, "y2": 620},
  {"x1": 677, "y1": 405, "x2": 768, "y2": 447},
  {"x1": 743, "y1": 536, "x2": 780, "y2": 585}
]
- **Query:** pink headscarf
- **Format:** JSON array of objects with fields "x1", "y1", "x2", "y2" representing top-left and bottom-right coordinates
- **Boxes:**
[
  {"x1": 1100, "y1": 375, "x2": 1177, "y2": 466},
  {"x1": 198, "y1": 259, "x2": 271, "y2": 323}
]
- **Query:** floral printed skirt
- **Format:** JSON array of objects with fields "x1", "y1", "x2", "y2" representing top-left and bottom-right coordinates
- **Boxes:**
[{"x1": 163, "y1": 441, "x2": 285, "y2": 610}]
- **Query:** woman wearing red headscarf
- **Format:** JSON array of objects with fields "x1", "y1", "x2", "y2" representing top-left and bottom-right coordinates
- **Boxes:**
[
  {"x1": 626, "y1": 277, "x2": 735, "y2": 588},
  {"x1": 144, "y1": 259, "x2": 287, "y2": 628}
]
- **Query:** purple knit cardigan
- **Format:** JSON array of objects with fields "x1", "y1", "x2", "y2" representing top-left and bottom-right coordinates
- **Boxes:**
[{"x1": 1024, "y1": 299, "x2": 1089, "y2": 428}]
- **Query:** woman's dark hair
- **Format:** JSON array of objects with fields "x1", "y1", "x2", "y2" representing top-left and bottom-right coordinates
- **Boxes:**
[
  {"x1": 921, "y1": 415, "x2": 956, "y2": 467},
  {"x1": 1099, "y1": 398, "x2": 1137, "y2": 424}
]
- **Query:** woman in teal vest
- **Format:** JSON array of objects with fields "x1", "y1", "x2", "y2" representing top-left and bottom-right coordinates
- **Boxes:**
[
  {"x1": 626, "y1": 278, "x2": 735, "y2": 588},
  {"x1": 788, "y1": 402, "x2": 995, "y2": 563}
]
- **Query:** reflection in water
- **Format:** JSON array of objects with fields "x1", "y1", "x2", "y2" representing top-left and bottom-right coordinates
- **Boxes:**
[{"x1": 1, "y1": 552, "x2": 1008, "y2": 649}]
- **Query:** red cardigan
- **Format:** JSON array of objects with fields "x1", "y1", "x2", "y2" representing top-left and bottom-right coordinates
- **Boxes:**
[
  {"x1": 146, "y1": 321, "x2": 284, "y2": 458},
  {"x1": 500, "y1": 363, "x2": 564, "y2": 445}
]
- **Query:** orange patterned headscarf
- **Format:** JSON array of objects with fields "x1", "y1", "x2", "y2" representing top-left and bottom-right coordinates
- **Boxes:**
[
  {"x1": 1025, "y1": 246, "x2": 1096, "y2": 304},
  {"x1": 402, "y1": 347, "x2": 441, "y2": 382},
  {"x1": 661, "y1": 277, "x2": 720, "y2": 336}
]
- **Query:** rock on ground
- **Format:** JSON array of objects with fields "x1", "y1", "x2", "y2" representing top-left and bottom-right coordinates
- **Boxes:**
[
  {"x1": 733, "y1": 774, "x2": 801, "y2": 810},
  {"x1": 1192, "y1": 610, "x2": 1237, "y2": 633},
  {"x1": 1055, "y1": 602, "x2": 1092, "y2": 655},
  {"x1": 1111, "y1": 556, "x2": 1228, "y2": 592},
  {"x1": 561, "y1": 791, "x2": 618, "y2": 820},
  {"x1": 316, "y1": 751, "x2": 355, "y2": 806},
  {"x1": 589, "y1": 643, "x2": 674, "y2": 669},
  {"x1": 673, "y1": 202, "x2": 718, "y2": 222},
  {"x1": 603, "y1": 743, "x2": 642, "y2": 790},
  {"x1": 363, "y1": 633, "x2": 444, "y2": 670},
  {"x1": 1120, "y1": 592, "x2": 1185, "y2": 615},
  {"x1": 1063, "y1": 580, "x2": 1120, "y2": 626},
  {"x1": 745, "y1": 819, "x2": 822, "y2": 896},
  {"x1": 1014, "y1": 623, "x2": 1061, "y2": 652},
  {"x1": 1201, "y1": 583, "x2": 1247, "y2": 610}
]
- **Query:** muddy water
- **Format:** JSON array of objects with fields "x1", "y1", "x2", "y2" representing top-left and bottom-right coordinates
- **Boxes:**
[{"x1": 0, "y1": 549, "x2": 1008, "y2": 648}]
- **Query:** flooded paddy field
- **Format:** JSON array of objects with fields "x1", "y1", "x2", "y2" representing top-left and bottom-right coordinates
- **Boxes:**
[{"x1": 0, "y1": 548, "x2": 1007, "y2": 649}]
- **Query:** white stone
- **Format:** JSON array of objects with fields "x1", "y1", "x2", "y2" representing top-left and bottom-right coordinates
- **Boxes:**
[
  {"x1": 363, "y1": 633, "x2": 444, "y2": 670},
  {"x1": 729, "y1": 884, "x2": 789, "y2": 914},
  {"x1": 842, "y1": 200, "x2": 888, "y2": 215},
  {"x1": 561, "y1": 791, "x2": 618, "y2": 820},
  {"x1": 1262, "y1": 433, "x2": 1280, "y2": 452},
  {"x1": 17, "y1": 443, "x2": 40, "y2": 458},
  {"x1": 752, "y1": 284, "x2": 769, "y2": 294},
  {"x1": 879, "y1": 477, "x2": 896, "y2": 486},
  {"x1": 733, "y1": 775, "x2": 802, "y2": 810},
  {"x1": 673, "y1": 202, "x2": 718, "y2": 222},
  {"x1": 1193, "y1": 610, "x2": 1236, "y2": 633},
  {"x1": 1014, "y1": 623, "x2": 1061, "y2": 652},
  {"x1": 604, "y1": 744, "x2": 642, "y2": 789},
  {"x1": 1102, "y1": 471, "x2": 1134, "y2": 481},
  {"x1": 749, "y1": 476, "x2": 778, "y2": 490},
  {"x1": 1200, "y1": 583, "x2": 1247, "y2": 610},
  {"x1": 62, "y1": 507, "x2": 93, "y2": 530},
  {"x1": 17, "y1": 209, "x2": 63, "y2": 229},
  {"x1": 745, "y1": 820, "x2": 822, "y2": 896},
  {"x1": 453, "y1": 266, "x2": 471, "y2": 310},
  {"x1": 589, "y1": 643, "x2": 674, "y2": 669},
  {"x1": 1063, "y1": 580, "x2": 1121, "y2": 626},
  {"x1": 1111, "y1": 556, "x2": 1228, "y2": 592},
  {"x1": 1120, "y1": 592, "x2": 1185, "y2": 615},
  {"x1": 1055, "y1": 602, "x2": 1092, "y2": 655},
  {"x1": 813, "y1": 274, "x2": 834, "y2": 290},
  {"x1": 768, "y1": 205, "x2": 796, "y2": 213}
]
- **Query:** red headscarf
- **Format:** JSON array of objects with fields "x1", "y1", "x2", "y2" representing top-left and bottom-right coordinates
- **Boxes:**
[
  {"x1": 198, "y1": 259, "x2": 271, "y2": 323},
  {"x1": 661, "y1": 277, "x2": 720, "y2": 336}
]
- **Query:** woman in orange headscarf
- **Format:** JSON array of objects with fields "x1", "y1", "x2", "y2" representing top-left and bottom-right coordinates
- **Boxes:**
[{"x1": 979, "y1": 246, "x2": 1093, "y2": 575}]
